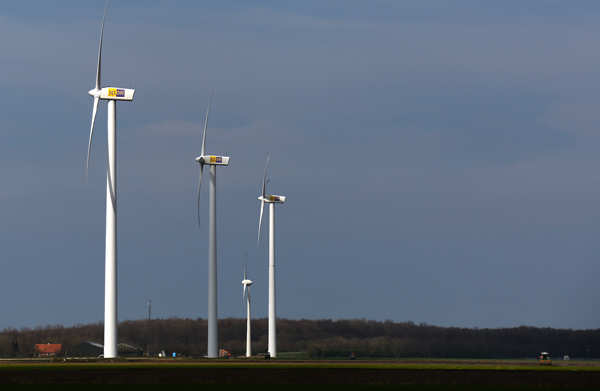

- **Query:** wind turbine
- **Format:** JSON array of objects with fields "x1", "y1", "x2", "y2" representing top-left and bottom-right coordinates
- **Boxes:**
[
  {"x1": 257, "y1": 156, "x2": 286, "y2": 358},
  {"x1": 86, "y1": 1, "x2": 135, "y2": 359},
  {"x1": 195, "y1": 90, "x2": 230, "y2": 358},
  {"x1": 242, "y1": 250, "x2": 253, "y2": 358}
]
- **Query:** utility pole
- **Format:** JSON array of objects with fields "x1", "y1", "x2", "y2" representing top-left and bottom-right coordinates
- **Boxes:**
[{"x1": 148, "y1": 300, "x2": 152, "y2": 356}]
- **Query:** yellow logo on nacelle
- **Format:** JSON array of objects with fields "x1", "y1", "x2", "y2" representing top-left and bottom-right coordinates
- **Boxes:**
[
  {"x1": 108, "y1": 88, "x2": 125, "y2": 97},
  {"x1": 209, "y1": 156, "x2": 223, "y2": 163},
  {"x1": 269, "y1": 196, "x2": 280, "y2": 202}
]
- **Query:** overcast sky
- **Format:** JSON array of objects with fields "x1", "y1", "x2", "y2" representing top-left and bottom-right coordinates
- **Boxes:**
[{"x1": 1, "y1": 1, "x2": 600, "y2": 333}]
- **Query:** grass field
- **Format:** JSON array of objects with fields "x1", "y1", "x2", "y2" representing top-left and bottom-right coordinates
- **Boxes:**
[{"x1": 0, "y1": 358, "x2": 599, "y2": 389}]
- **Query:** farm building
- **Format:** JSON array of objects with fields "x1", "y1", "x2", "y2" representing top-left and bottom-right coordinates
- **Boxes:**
[
  {"x1": 34, "y1": 343, "x2": 62, "y2": 357},
  {"x1": 66, "y1": 341, "x2": 103, "y2": 357},
  {"x1": 117, "y1": 343, "x2": 143, "y2": 357},
  {"x1": 66, "y1": 341, "x2": 143, "y2": 357}
]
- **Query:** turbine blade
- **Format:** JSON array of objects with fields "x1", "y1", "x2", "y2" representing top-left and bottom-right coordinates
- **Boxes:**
[
  {"x1": 201, "y1": 90, "x2": 214, "y2": 157},
  {"x1": 262, "y1": 156, "x2": 270, "y2": 197},
  {"x1": 86, "y1": 96, "x2": 100, "y2": 186},
  {"x1": 197, "y1": 163, "x2": 204, "y2": 228},
  {"x1": 243, "y1": 284, "x2": 247, "y2": 301},
  {"x1": 258, "y1": 200, "x2": 265, "y2": 252},
  {"x1": 245, "y1": 250, "x2": 248, "y2": 280},
  {"x1": 96, "y1": 1, "x2": 108, "y2": 90}
]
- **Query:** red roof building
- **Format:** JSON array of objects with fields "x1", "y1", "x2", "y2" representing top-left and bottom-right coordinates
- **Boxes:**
[{"x1": 35, "y1": 343, "x2": 62, "y2": 357}]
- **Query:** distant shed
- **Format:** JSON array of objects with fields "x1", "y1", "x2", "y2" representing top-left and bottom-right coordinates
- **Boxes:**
[
  {"x1": 67, "y1": 341, "x2": 103, "y2": 358},
  {"x1": 118, "y1": 343, "x2": 143, "y2": 357}
]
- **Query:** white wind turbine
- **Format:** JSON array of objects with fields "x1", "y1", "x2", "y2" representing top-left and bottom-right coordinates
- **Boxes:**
[
  {"x1": 195, "y1": 90, "x2": 230, "y2": 358},
  {"x1": 257, "y1": 156, "x2": 286, "y2": 358},
  {"x1": 242, "y1": 250, "x2": 253, "y2": 358},
  {"x1": 86, "y1": 1, "x2": 135, "y2": 359}
]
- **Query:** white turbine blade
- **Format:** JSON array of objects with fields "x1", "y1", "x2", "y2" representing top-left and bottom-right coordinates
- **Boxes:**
[
  {"x1": 257, "y1": 200, "x2": 265, "y2": 252},
  {"x1": 262, "y1": 156, "x2": 270, "y2": 198},
  {"x1": 245, "y1": 250, "x2": 248, "y2": 280},
  {"x1": 243, "y1": 250, "x2": 248, "y2": 299},
  {"x1": 197, "y1": 163, "x2": 204, "y2": 228},
  {"x1": 96, "y1": 1, "x2": 108, "y2": 90},
  {"x1": 201, "y1": 90, "x2": 214, "y2": 157},
  {"x1": 86, "y1": 96, "x2": 100, "y2": 186},
  {"x1": 247, "y1": 286, "x2": 251, "y2": 320}
]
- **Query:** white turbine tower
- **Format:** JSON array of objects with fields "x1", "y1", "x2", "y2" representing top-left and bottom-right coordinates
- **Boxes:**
[
  {"x1": 242, "y1": 250, "x2": 253, "y2": 358},
  {"x1": 257, "y1": 156, "x2": 286, "y2": 358},
  {"x1": 86, "y1": 1, "x2": 135, "y2": 359},
  {"x1": 195, "y1": 91, "x2": 230, "y2": 358}
]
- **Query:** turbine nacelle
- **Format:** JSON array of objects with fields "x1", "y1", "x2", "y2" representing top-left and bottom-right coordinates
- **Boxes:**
[
  {"x1": 88, "y1": 87, "x2": 135, "y2": 101},
  {"x1": 196, "y1": 155, "x2": 230, "y2": 166},
  {"x1": 88, "y1": 88, "x2": 101, "y2": 98},
  {"x1": 258, "y1": 195, "x2": 286, "y2": 203},
  {"x1": 242, "y1": 279, "x2": 253, "y2": 286}
]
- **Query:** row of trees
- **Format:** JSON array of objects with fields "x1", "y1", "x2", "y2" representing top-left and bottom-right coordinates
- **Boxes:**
[{"x1": 0, "y1": 318, "x2": 598, "y2": 359}]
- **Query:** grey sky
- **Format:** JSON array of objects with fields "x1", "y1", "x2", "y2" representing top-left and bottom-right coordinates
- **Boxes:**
[{"x1": 1, "y1": 1, "x2": 599, "y2": 331}]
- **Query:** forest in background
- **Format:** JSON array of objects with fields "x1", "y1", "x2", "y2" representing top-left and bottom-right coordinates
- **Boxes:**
[{"x1": 0, "y1": 318, "x2": 598, "y2": 359}]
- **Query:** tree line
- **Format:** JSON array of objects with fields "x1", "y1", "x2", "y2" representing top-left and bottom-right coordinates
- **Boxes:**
[{"x1": 0, "y1": 318, "x2": 598, "y2": 359}]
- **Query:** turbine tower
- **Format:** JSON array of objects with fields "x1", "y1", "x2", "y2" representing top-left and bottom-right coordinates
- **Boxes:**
[
  {"x1": 257, "y1": 156, "x2": 286, "y2": 358},
  {"x1": 86, "y1": 1, "x2": 135, "y2": 359},
  {"x1": 195, "y1": 91, "x2": 230, "y2": 358},
  {"x1": 242, "y1": 251, "x2": 253, "y2": 358}
]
